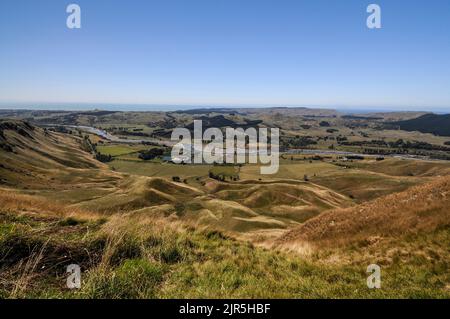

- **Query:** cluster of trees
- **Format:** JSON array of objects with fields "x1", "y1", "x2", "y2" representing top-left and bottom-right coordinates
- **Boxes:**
[
  {"x1": 346, "y1": 155, "x2": 365, "y2": 160},
  {"x1": 141, "y1": 141, "x2": 159, "y2": 146},
  {"x1": 95, "y1": 153, "x2": 112, "y2": 163},
  {"x1": 290, "y1": 155, "x2": 326, "y2": 162},
  {"x1": 339, "y1": 139, "x2": 386, "y2": 147},
  {"x1": 116, "y1": 130, "x2": 151, "y2": 137},
  {"x1": 138, "y1": 148, "x2": 164, "y2": 160},
  {"x1": 172, "y1": 176, "x2": 188, "y2": 183},
  {"x1": 49, "y1": 126, "x2": 73, "y2": 134},
  {"x1": 282, "y1": 136, "x2": 317, "y2": 149},
  {"x1": 363, "y1": 148, "x2": 396, "y2": 155},
  {"x1": 387, "y1": 139, "x2": 450, "y2": 151},
  {"x1": 208, "y1": 171, "x2": 239, "y2": 182},
  {"x1": 338, "y1": 138, "x2": 450, "y2": 153}
]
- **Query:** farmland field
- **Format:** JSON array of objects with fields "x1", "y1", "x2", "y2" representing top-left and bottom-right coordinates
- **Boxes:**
[{"x1": 97, "y1": 144, "x2": 148, "y2": 157}]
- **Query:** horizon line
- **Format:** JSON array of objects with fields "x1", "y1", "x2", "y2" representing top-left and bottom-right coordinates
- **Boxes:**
[{"x1": 1, "y1": 101, "x2": 450, "y2": 114}]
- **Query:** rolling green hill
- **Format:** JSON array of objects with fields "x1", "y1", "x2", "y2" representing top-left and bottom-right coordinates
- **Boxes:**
[{"x1": 1, "y1": 119, "x2": 450, "y2": 298}]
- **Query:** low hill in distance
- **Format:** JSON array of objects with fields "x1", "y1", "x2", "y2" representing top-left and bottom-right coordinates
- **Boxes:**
[{"x1": 392, "y1": 113, "x2": 450, "y2": 136}]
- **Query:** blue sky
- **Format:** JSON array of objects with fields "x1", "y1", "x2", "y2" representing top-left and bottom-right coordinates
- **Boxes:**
[{"x1": 0, "y1": 0, "x2": 449, "y2": 111}]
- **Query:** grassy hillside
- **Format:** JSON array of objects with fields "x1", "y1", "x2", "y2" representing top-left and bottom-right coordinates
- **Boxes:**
[
  {"x1": 0, "y1": 120, "x2": 117, "y2": 189},
  {"x1": 1, "y1": 189, "x2": 448, "y2": 298},
  {"x1": 1, "y1": 120, "x2": 449, "y2": 298},
  {"x1": 275, "y1": 176, "x2": 450, "y2": 297},
  {"x1": 278, "y1": 175, "x2": 450, "y2": 248}
]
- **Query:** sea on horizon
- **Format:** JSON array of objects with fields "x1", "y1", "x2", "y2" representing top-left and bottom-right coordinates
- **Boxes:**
[{"x1": 0, "y1": 102, "x2": 448, "y2": 114}]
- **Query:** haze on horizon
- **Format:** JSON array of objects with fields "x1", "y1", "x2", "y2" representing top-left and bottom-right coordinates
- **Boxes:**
[{"x1": 1, "y1": 0, "x2": 450, "y2": 111}]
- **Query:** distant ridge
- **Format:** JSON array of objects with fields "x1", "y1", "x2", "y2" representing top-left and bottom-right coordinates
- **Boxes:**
[{"x1": 392, "y1": 113, "x2": 450, "y2": 136}]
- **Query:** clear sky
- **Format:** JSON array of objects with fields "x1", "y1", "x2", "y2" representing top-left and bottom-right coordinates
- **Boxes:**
[{"x1": 1, "y1": 0, "x2": 449, "y2": 111}]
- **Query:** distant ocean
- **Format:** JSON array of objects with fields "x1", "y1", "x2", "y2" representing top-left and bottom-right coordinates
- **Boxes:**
[
  {"x1": 0, "y1": 103, "x2": 448, "y2": 114},
  {"x1": 0, "y1": 103, "x2": 202, "y2": 112}
]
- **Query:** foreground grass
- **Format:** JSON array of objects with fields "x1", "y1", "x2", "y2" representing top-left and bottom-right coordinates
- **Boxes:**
[{"x1": 0, "y1": 209, "x2": 449, "y2": 299}]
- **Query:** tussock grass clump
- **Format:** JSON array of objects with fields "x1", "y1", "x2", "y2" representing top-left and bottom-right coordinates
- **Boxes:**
[
  {"x1": 107, "y1": 236, "x2": 143, "y2": 266},
  {"x1": 79, "y1": 259, "x2": 165, "y2": 299},
  {"x1": 58, "y1": 217, "x2": 86, "y2": 227},
  {"x1": 160, "y1": 245, "x2": 182, "y2": 264},
  {"x1": 203, "y1": 229, "x2": 231, "y2": 241}
]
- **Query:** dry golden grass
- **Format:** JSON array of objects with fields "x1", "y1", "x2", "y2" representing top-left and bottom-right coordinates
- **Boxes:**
[
  {"x1": 344, "y1": 158, "x2": 450, "y2": 177},
  {"x1": 7, "y1": 239, "x2": 49, "y2": 298},
  {"x1": 278, "y1": 175, "x2": 450, "y2": 248},
  {"x1": 0, "y1": 188, "x2": 103, "y2": 222},
  {"x1": 1, "y1": 177, "x2": 449, "y2": 298}
]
